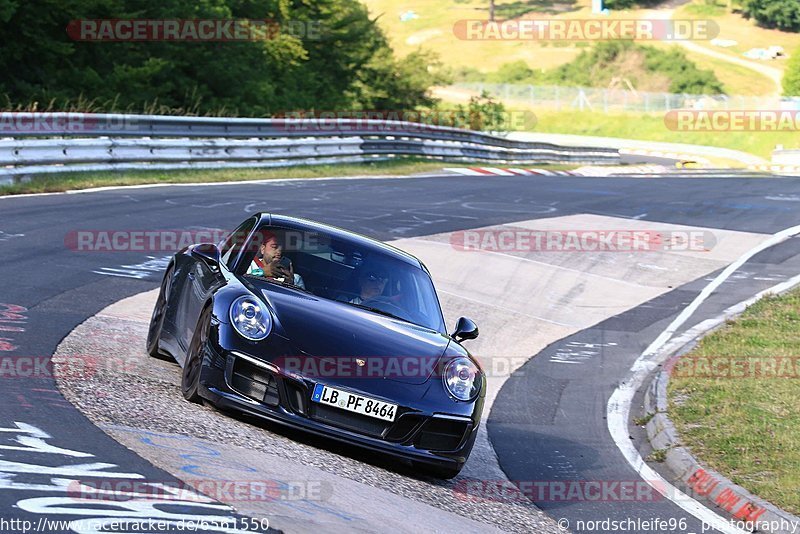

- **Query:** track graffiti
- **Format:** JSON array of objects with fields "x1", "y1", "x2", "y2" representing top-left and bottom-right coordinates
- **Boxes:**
[
  {"x1": 0, "y1": 422, "x2": 263, "y2": 533},
  {"x1": 0, "y1": 303, "x2": 27, "y2": 352}
]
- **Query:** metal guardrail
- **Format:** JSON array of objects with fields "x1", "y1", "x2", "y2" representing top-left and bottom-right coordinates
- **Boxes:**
[{"x1": 0, "y1": 113, "x2": 620, "y2": 184}]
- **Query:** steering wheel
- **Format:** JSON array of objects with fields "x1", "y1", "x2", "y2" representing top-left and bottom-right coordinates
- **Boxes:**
[{"x1": 361, "y1": 296, "x2": 406, "y2": 317}]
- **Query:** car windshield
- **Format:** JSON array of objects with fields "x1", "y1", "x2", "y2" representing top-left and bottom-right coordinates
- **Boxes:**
[{"x1": 236, "y1": 224, "x2": 446, "y2": 332}]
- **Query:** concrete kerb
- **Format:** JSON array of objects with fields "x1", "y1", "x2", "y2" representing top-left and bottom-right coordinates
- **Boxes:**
[{"x1": 641, "y1": 297, "x2": 800, "y2": 533}]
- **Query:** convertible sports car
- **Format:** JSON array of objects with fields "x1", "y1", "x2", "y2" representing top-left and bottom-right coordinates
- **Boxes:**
[{"x1": 146, "y1": 214, "x2": 484, "y2": 478}]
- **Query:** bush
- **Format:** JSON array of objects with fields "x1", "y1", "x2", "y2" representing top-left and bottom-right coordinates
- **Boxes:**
[
  {"x1": 548, "y1": 41, "x2": 724, "y2": 94},
  {"x1": 603, "y1": 0, "x2": 662, "y2": 9},
  {"x1": 435, "y1": 91, "x2": 508, "y2": 132},
  {"x1": 491, "y1": 61, "x2": 537, "y2": 84},
  {"x1": 783, "y1": 48, "x2": 800, "y2": 95},
  {"x1": 743, "y1": 0, "x2": 800, "y2": 32}
]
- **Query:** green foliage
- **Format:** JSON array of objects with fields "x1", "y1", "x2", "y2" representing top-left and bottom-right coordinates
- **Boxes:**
[
  {"x1": 349, "y1": 49, "x2": 449, "y2": 111},
  {"x1": 460, "y1": 41, "x2": 724, "y2": 94},
  {"x1": 435, "y1": 91, "x2": 508, "y2": 132},
  {"x1": 684, "y1": 0, "x2": 727, "y2": 17},
  {"x1": 0, "y1": 0, "x2": 442, "y2": 115},
  {"x1": 461, "y1": 91, "x2": 507, "y2": 131},
  {"x1": 743, "y1": 0, "x2": 800, "y2": 32},
  {"x1": 640, "y1": 44, "x2": 724, "y2": 93},
  {"x1": 493, "y1": 60, "x2": 536, "y2": 84},
  {"x1": 783, "y1": 47, "x2": 800, "y2": 95},
  {"x1": 603, "y1": 0, "x2": 662, "y2": 9}
]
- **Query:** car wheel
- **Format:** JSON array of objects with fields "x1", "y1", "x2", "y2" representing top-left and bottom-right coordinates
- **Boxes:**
[
  {"x1": 146, "y1": 266, "x2": 174, "y2": 360},
  {"x1": 182, "y1": 306, "x2": 210, "y2": 403},
  {"x1": 416, "y1": 462, "x2": 463, "y2": 480}
]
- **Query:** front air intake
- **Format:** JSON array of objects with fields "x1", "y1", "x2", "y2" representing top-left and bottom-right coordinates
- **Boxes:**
[{"x1": 231, "y1": 356, "x2": 279, "y2": 406}]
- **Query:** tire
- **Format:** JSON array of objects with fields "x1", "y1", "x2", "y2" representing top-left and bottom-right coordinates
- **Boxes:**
[
  {"x1": 146, "y1": 266, "x2": 174, "y2": 360},
  {"x1": 182, "y1": 306, "x2": 211, "y2": 403},
  {"x1": 416, "y1": 462, "x2": 463, "y2": 480}
]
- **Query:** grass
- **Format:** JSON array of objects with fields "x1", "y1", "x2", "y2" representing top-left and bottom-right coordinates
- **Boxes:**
[
  {"x1": 363, "y1": 0, "x2": 800, "y2": 97},
  {"x1": 682, "y1": 1, "x2": 726, "y2": 17},
  {"x1": 634, "y1": 412, "x2": 655, "y2": 426},
  {"x1": 437, "y1": 95, "x2": 793, "y2": 159},
  {"x1": 674, "y1": 0, "x2": 798, "y2": 65},
  {"x1": 0, "y1": 158, "x2": 576, "y2": 196},
  {"x1": 534, "y1": 108, "x2": 792, "y2": 159},
  {"x1": 668, "y1": 288, "x2": 800, "y2": 515},
  {"x1": 364, "y1": 0, "x2": 586, "y2": 71}
]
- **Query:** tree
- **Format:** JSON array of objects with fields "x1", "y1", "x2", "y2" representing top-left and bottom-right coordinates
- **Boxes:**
[
  {"x1": 0, "y1": 0, "x2": 442, "y2": 115},
  {"x1": 783, "y1": 47, "x2": 800, "y2": 96},
  {"x1": 743, "y1": 0, "x2": 800, "y2": 31}
]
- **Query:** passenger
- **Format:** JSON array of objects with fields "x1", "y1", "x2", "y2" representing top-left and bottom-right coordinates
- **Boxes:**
[
  {"x1": 247, "y1": 230, "x2": 306, "y2": 289},
  {"x1": 347, "y1": 265, "x2": 389, "y2": 304}
]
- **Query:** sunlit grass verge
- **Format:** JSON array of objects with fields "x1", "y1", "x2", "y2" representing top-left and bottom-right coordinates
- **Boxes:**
[
  {"x1": 437, "y1": 96, "x2": 789, "y2": 161},
  {"x1": 0, "y1": 158, "x2": 577, "y2": 196},
  {"x1": 533, "y1": 109, "x2": 791, "y2": 162},
  {"x1": 668, "y1": 288, "x2": 800, "y2": 515}
]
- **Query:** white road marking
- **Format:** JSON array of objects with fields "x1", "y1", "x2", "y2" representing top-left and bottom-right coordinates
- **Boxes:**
[
  {"x1": 644, "y1": 224, "x2": 800, "y2": 357},
  {"x1": 549, "y1": 341, "x2": 618, "y2": 364},
  {"x1": 608, "y1": 222, "x2": 800, "y2": 534},
  {"x1": 0, "y1": 231, "x2": 25, "y2": 242},
  {"x1": 0, "y1": 173, "x2": 452, "y2": 201},
  {"x1": 765, "y1": 194, "x2": 800, "y2": 202}
]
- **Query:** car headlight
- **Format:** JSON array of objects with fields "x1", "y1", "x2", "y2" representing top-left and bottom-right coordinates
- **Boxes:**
[
  {"x1": 443, "y1": 357, "x2": 481, "y2": 401},
  {"x1": 230, "y1": 296, "x2": 272, "y2": 341}
]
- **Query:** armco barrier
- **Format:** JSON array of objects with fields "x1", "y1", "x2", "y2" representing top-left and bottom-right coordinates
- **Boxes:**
[{"x1": 0, "y1": 113, "x2": 620, "y2": 184}]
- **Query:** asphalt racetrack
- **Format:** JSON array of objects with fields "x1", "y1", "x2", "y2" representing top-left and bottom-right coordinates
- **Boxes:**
[{"x1": 2, "y1": 170, "x2": 800, "y2": 533}]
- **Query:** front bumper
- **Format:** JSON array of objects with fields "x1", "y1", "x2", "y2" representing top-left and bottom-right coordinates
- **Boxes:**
[{"x1": 198, "y1": 339, "x2": 482, "y2": 470}]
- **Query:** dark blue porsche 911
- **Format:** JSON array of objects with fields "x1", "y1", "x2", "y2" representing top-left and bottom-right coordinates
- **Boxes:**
[{"x1": 146, "y1": 213, "x2": 484, "y2": 478}]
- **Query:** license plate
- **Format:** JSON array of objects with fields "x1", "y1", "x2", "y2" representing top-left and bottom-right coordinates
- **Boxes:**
[{"x1": 312, "y1": 384, "x2": 397, "y2": 422}]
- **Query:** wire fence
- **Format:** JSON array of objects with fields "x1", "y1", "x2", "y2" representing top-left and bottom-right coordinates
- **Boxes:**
[{"x1": 454, "y1": 83, "x2": 800, "y2": 113}]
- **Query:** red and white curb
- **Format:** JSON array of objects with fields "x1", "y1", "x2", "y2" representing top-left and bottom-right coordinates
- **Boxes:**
[
  {"x1": 444, "y1": 165, "x2": 673, "y2": 177},
  {"x1": 748, "y1": 164, "x2": 800, "y2": 176},
  {"x1": 443, "y1": 167, "x2": 578, "y2": 176},
  {"x1": 646, "y1": 354, "x2": 800, "y2": 534}
]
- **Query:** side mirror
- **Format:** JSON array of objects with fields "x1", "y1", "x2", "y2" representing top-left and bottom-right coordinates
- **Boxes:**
[
  {"x1": 191, "y1": 243, "x2": 221, "y2": 271},
  {"x1": 451, "y1": 317, "x2": 479, "y2": 342}
]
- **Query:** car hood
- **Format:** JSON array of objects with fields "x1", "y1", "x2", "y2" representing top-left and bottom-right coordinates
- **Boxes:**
[{"x1": 260, "y1": 287, "x2": 449, "y2": 385}]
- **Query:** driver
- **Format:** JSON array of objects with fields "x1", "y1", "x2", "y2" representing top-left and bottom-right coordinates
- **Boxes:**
[
  {"x1": 348, "y1": 265, "x2": 389, "y2": 304},
  {"x1": 247, "y1": 230, "x2": 306, "y2": 289}
]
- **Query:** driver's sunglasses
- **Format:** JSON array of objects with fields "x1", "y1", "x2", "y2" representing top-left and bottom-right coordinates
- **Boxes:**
[{"x1": 365, "y1": 273, "x2": 388, "y2": 283}]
